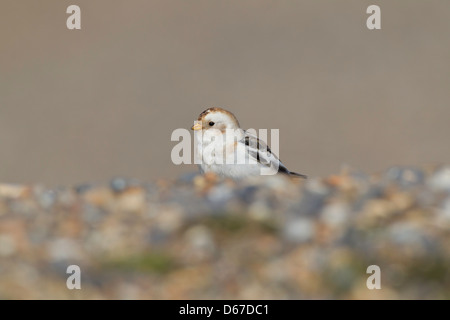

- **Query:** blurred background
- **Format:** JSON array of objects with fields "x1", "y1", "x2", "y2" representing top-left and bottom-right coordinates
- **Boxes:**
[{"x1": 1, "y1": 0, "x2": 449, "y2": 186}]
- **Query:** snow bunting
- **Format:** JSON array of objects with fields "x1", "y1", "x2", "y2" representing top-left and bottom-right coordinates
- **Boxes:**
[{"x1": 191, "y1": 107, "x2": 307, "y2": 179}]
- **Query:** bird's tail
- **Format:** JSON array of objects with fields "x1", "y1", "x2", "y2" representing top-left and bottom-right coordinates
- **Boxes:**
[{"x1": 289, "y1": 171, "x2": 308, "y2": 179}]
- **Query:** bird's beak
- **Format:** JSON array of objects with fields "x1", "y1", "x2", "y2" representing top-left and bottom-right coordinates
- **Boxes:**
[{"x1": 191, "y1": 122, "x2": 202, "y2": 131}]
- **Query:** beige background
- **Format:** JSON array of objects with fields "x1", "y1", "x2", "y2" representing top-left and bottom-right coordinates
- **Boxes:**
[{"x1": 1, "y1": 1, "x2": 449, "y2": 186}]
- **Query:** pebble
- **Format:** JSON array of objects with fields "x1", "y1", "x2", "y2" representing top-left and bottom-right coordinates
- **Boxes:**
[
  {"x1": 440, "y1": 197, "x2": 450, "y2": 218},
  {"x1": 0, "y1": 234, "x2": 16, "y2": 257},
  {"x1": 283, "y1": 217, "x2": 315, "y2": 243},
  {"x1": 292, "y1": 179, "x2": 330, "y2": 216},
  {"x1": 155, "y1": 205, "x2": 183, "y2": 233},
  {"x1": 427, "y1": 166, "x2": 450, "y2": 192},
  {"x1": 0, "y1": 184, "x2": 28, "y2": 199},
  {"x1": 117, "y1": 188, "x2": 146, "y2": 213},
  {"x1": 385, "y1": 166, "x2": 425, "y2": 187},
  {"x1": 206, "y1": 184, "x2": 233, "y2": 209},
  {"x1": 110, "y1": 177, "x2": 129, "y2": 193},
  {"x1": 47, "y1": 238, "x2": 83, "y2": 262},
  {"x1": 37, "y1": 189, "x2": 57, "y2": 210},
  {"x1": 74, "y1": 183, "x2": 94, "y2": 194},
  {"x1": 320, "y1": 202, "x2": 351, "y2": 228},
  {"x1": 183, "y1": 225, "x2": 216, "y2": 261},
  {"x1": 387, "y1": 222, "x2": 438, "y2": 255},
  {"x1": 248, "y1": 200, "x2": 272, "y2": 222}
]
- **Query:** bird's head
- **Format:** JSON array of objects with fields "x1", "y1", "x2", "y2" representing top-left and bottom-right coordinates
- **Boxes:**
[{"x1": 191, "y1": 107, "x2": 240, "y2": 133}]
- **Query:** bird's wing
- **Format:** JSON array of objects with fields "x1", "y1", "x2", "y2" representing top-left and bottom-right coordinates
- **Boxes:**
[
  {"x1": 239, "y1": 131, "x2": 307, "y2": 178},
  {"x1": 240, "y1": 131, "x2": 276, "y2": 167}
]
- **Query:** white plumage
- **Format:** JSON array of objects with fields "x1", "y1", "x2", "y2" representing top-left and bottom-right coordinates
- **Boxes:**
[{"x1": 191, "y1": 107, "x2": 307, "y2": 179}]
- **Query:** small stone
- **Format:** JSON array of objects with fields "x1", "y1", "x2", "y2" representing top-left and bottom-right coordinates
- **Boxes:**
[
  {"x1": 0, "y1": 184, "x2": 28, "y2": 199},
  {"x1": 435, "y1": 196, "x2": 450, "y2": 226},
  {"x1": 57, "y1": 189, "x2": 77, "y2": 207},
  {"x1": 47, "y1": 238, "x2": 83, "y2": 262},
  {"x1": 83, "y1": 187, "x2": 114, "y2": 207},
  {"x1": 38, "y1": 189, "x2": 57, "y2": 209},
  {"x1": 117, "y1": 188, "x2": 146, "y2": 213},
  {"x1": 441, "y1": 197, "x2": 450, "y2": 217},
  {"x1": 0, "y1": 201, "x2": 8, "y2": 216},
  {"x1": 193, "y1": 175, "x2": 207, "y2": 189},
  {"x1": 0, "y1": 235, "x2": 16, "y2": 257},
  {"x1": 249, "y1": 201, "x2": 272, "y2": 222},
  {"x1": 427, "y1": 167, "x2": 450, "y2": 192},
  {"x1": 82, "y1": 203, "x2": 106, "y2": 224},
  {"x1": 155, "y1": 206, "x2": 183, "y2": 233},
  {"x1": 110, "y1": 177, "x2": 129, "y2": 193},
  {"x1": 260, "y1": 175, "x2": 291, "y2": 189},
  {"x1": 283, "y1": 218, "x2": 315, "y2": 243},
  {"x1": 116, "y1": 283, "x2": 140, "y2": 300},
  {"x1": 385, "y1": 166, "x2": 425, "y2": 187},
  {"x1": 74, "y1": 183, "x2": 94, "y2": 194},
  {"x1": 293, "y1": 178, "x2": 330, "y2": 216},
  {"x1": 387, "y1": 222, "x2": 436, "y2": 255},
  {"x1": 207, "y1": 184, "x2": 233, "y2": 208},
  {"x1": 184, "y1": 225, "x2": 216, "y2": 261},
  {"x1": 204, "y1": 172, "x2": 218, "y2": 183},
  {"x1": 177, "y1": 172, "x2": 200, "y2": 184},
  {"x1": 145, "y1": 227, "x2": 168, "y2": 245},
  {"x1": 320, "y1": 202, "x2": 350, "y2": 228},
  {"x1": 389, "y1": 191, "x2": 415, "y2": 212}
]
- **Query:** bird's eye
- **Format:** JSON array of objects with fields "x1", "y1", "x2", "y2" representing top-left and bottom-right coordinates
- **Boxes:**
[{"x1": 209, "y1": 121, "x2": 215, "y2": 126}]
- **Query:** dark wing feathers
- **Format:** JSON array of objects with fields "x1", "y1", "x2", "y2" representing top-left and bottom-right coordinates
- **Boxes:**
[{"x1": 240, "y1": 131, "x2": 307, "y2": 178}]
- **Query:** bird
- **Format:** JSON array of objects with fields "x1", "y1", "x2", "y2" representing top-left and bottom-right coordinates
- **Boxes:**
[{"x1": 191, "y1": 107, "x2": 307, "y2": 179}]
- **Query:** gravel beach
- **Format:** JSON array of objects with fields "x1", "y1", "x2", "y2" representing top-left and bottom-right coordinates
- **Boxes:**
[{"x1": 0, "y1": 166, "x2": 449, "y2": 299}]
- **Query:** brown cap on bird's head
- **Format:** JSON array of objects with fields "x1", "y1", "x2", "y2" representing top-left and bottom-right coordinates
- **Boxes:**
[{"x1": 192, "y1": 107, "x2": 240, "y2": 131}]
